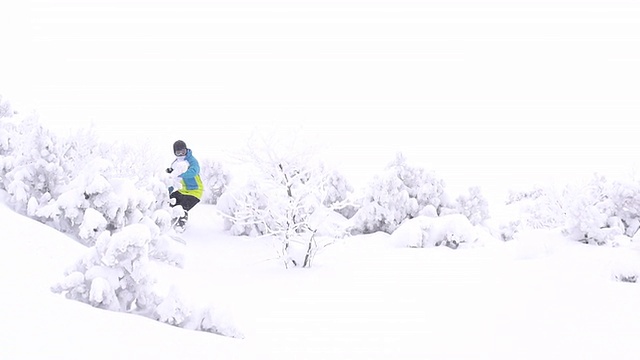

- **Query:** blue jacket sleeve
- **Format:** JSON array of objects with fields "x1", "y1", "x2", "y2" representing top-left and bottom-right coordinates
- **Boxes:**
[{"x1": 180, "y1": 156, "x2": 200, "y2": 179}]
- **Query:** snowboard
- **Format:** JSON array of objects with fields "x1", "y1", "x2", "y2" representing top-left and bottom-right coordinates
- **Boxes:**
[
  {"x1": 168, "y1": 218, "x2": 187, "y2": 244},
  {"x1": 169, "y1": 233, "x2": 187, "y2": 245},
  {"x1": 171, "y1": 216, "x2": 187, "y2": 233}
]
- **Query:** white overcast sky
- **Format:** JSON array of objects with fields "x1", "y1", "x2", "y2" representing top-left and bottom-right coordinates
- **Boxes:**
[{"x1": 2, "y1": 0, "x2": 640, "y2": 198}]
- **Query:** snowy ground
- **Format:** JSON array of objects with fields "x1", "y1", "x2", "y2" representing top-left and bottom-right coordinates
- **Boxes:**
[{"x1": 2, "y1": 200, "x2": 640, "y2": 359}]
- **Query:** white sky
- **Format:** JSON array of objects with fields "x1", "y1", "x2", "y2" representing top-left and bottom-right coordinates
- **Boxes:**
[{"x1": 2, "y1": 0, "x2": 640, "y2": 199}]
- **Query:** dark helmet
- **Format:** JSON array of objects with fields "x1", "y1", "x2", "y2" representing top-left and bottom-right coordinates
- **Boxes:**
[{"x1": 173, "y1": 140, "x2": 187, "y2": 156}]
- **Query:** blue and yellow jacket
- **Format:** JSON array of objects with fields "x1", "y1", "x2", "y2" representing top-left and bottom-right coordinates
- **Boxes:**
[{"x1": 171, "y1": 149, "x2": 204, "y2": 199}]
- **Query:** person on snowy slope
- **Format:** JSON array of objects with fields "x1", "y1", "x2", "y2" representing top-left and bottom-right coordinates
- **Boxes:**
[{"x1": 166, "y1": 140, "x2": 204, "y2": 229}]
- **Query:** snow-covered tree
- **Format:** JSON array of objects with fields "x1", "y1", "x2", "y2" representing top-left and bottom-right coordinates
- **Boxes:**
[
  {"x1": 217, "y1": 179, "x2": 271, "y2": 236},
  {"x1": 27, "y1": 157, "x2": 165, "y2": 246},
  {"x1": 151, "y1": 286, "x2": 243, "y2": 337},
  {"x1": 322, "y1": 167, "x2": 357, "y2": 218},
  {"x1": 563, "y1": 174, "x2": 633, "y2": 245},
  {"x1": 0, "y1": 104, "x2": 237, "y2": 336},
  {"x1": 492, "y1": 184, "x2": 567, "y2": 243},
  {"x1": 349, "y1": 153, "x2": 446, "y2": 234},
  {"x1": 0, "y1": 114, "x2": 185, "y2": 269},
  {"x1": 0, "y1": 116, "x2": 68, "y2": 213},
  {"x1": 509, "y1": 174, "x2": 640, "y2": 246},
  {"x1": 52, "y1": 224, "x2": 159, "y2": 312},
  {"x1": 199, "y1": 158, "x2": 231, "y2": 205},
  {"x1": 218, "y1": 130, "x2": 339, "y2": 268},
  {"x1": 349, "y1": 172, "x2": 415, "y2": 234},
  {"x1": 523, "y1": 189, "x2": 566, "y2": 230},
  {"x1": 441, "y1": 186, "x2": 490, "y2": 226},
  {"x1": 51, "y1": 223, "x2": 240, "y2": 337},
  {"x1": 607, "y1": 178, "x2": 640, "y2": 238},
  {"x1": 0, "y1": 95, "x2": 14, "y2": 118}
]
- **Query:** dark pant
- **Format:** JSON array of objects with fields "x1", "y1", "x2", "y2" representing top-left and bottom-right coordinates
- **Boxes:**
[{"x1": 170, "y1": 192, "x2": 200, "y2": 212}]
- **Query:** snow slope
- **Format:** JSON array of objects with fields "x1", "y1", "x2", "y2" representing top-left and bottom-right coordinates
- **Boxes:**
[
  {"x1": 0, "y1": 201, "x2": 241, "y2": 359},
  {"x1": 2, "y1": 200, "x2": 640, "y2": 359}
]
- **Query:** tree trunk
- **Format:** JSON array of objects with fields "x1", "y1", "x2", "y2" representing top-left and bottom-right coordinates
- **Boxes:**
[{"x1": 302, "y1": 230, "x2": 317, "y2": 268}]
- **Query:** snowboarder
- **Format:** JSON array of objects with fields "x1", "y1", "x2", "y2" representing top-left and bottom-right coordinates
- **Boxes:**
[{"x1": 166, "y1": 140, "x2": 203, "y2": 231}]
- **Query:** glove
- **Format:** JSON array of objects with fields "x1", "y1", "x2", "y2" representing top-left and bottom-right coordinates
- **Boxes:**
[{"x1": 166, "y1": 168, "x2": 173, "y2": 174}]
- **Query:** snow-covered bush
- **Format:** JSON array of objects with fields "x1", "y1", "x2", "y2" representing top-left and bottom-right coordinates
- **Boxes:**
[
  {"x1": 510, "y1": 175, "x2": 640, "y2": 246},
  {"x1": 0, "y1": 114, "x2": 184, "y2": 270},
  {"x1": 0, "y1": 116, "x2": 173, "y2": 246},
  {"x1": 217, "y1": 180, "x2": 270, "y2": 236},
  {"x1": 502, "y1": 185, "x2": 565, "y2": 231},
  {"x1": 246, "y1": 157, "x2": 331, "y2": 268},
  {"x1": 0, "y1": 95, "x2": 15, "y2": 161},
  {"x1": 199, "y1": 158, "x2": 231, "y2": 205},
  {"x1": 349, "y1": 173, "x2": 415, "y2": 234},
  {"x1": 607, "y1": 246, "x2": 640, "y2": 283},
  {"x1": 497, "y1": 219, "x2": 522, "y2": 241},
  {"x1": 349, "y1": 153, "x2": 446, "y2": 234},
  {"x1": 52, "y1": 224, "x2": 158, "y2": 312},
  {"x1": 506, "y1": 187, "x2": 546, "y2": 205},
  {"x1": 219, "y1": 131, "x2": 341, "y2": 268},
  {"x1": 52, "y1": 224, "x2": 239, "y2": 337},
  {"x1": 322, "y1": 168, "x2": 357, "y2": 219},
  {"x1": 307, "y1": 205, "x2": 350, "y2": 238},
  {"x1": 563, "y1": 175, "x2": 640, "y2": 245},
  {"x1": 29, "y1": 158, "x2": 165, "y2": 245},
  {"x1": 390, "y1": 214, "x2": 489, "y2": 249},
  {"x1": 1, "y1": 105, "x2": 236, "y2": 335},
  {"x1": 1, "y1": 116, "x2": 70, "y2": 213},
  {"x1": 0, "y1": 95, "x2": 14, "y2": 118},
  {"x1": 607, "y1": 179, "x2": 640, "y2": 238},
  {"x1": 441, "y1": 186, "x2": 490, "y2": 226},
  {"x1": 151, "y1": 287, "x2": 244, "y2": 338}
]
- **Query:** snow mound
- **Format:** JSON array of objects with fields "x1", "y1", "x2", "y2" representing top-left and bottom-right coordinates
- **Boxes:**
[{"x1": 390, "y1": 214, "x2": 495, "y2": 249}]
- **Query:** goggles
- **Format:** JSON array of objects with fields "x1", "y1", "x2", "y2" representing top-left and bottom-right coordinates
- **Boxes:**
[{"x1": 175, "y1": 148, "x2": 187, "y2": 157}]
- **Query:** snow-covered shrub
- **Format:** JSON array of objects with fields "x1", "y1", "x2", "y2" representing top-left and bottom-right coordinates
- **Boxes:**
[
  {"x1": 0, "y1": 95, "x2": 14, "y2": 119},
  {"x1": 252, "y1": 157, "x2": 330, "y2": 268},
  {"x1": 506, "y1": 187, "x2": 546, "y2": 205},
  {"x1": 200, "y1": 158, "x2": 231, "y2": 205},
  {"x1": 349, "y1": 153, "x2": 446, "y2": 234},
  {"x1": 52, "y1": 224, "x2": 159, "y2": 312},
  {"x1": 0, "y1": 120, "x2": 17, "y2": 197},
  {"x1": 607, "y1": 179, "x2": 640, "y2": 238},
  {"x1": 510, "y1": 175, "x2": 640, "y2": 246},
  {"x1": 608, "y1": 247, "x2": 640, "y2": 283},
  {"x1": 497, "y1": 219, "x2": 522, "y2": 241},
  {"x1": 563, "y1": 175, "x2": 628, "y2": 245},
  {"x1": 52, "y1": 224, "x2": 236, "y2": 336},
  {"x1": 219, "y1": 130, "x2": 343, "y2": 268},
  {"x1": 349, "y1": 174, "x2": 415, "y2": 234},
  {"x1": 307, "y1": 205, "x2": 350, "y2": 238},
  {"x1": 153, "y1": 286, "x2": 190, "y2": 326},
  {"x1": 0, "y1": 118, "x2": 170, "y2": 245},
  {"x1": 0, "y1": 116, "x2": 67, "y2": 203},
  {"x1": 29, "y1": 158, "x2": 164, "y2": 245},
  {"x1": 153, "y1": 287, "x2": 244, "y2": 338},
  {"x1": 0, "y1": 122, "x2": 11, "y2": 155},
  {"x1": 60, "y1": 125, "x2": 104, "y2": 168},
  {"x1": 390, "y1": 214, "x2": 486, "y2": 249},
  {"x1": 322, "y1": 168, "x2": 357, "y2": 218},
  {"x1": 503, "y1": 185, "x2": 566, "y2": 231},
  {"x1": 217, "y1": 180, "x2": 271, "y2": 236},
  {"x1": 0, "y1": 105, "x2": 234, "y2": 334},
  {"x1": 0, "y1": 115, "x2": 182, "y2": 266},
  {"x1": 440, "y1": 186, "x2": 490, "y2": 226},
  {"x1": 0, "y1": 95, "x2": 15, "y2": 163},
  {"x1": 191, "y1": 306, "x2": 244, "y2": 338}
]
